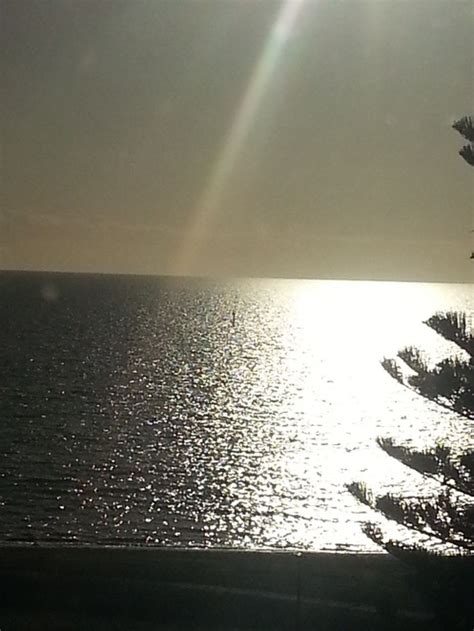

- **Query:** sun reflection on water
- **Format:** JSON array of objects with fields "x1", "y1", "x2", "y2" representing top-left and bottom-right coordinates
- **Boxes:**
[
  {"x1": 1, "y1": 277, "x2": 472, "y2": 550},
  {"x1": 230, "y1": 279, "x2": 473, "y2": 551}
]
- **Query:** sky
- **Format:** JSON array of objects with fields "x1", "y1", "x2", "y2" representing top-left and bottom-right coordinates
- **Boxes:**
[{"x1": 1, "y1": 0, "x2": 473, "y2": 282}]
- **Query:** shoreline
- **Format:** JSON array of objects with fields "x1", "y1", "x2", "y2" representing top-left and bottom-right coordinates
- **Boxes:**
[{"x1": 0, "y1": 544, "x2": 436, "y2": 630}]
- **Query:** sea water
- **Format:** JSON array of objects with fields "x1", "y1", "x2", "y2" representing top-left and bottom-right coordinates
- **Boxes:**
[{"x1": 0, "y1": 272, "x2": 472, "y2": 551}]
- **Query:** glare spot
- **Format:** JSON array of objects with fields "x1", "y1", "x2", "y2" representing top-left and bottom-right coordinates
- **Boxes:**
[{"x1": 41, "y1": 283, "x2": 59, "y2": 302}]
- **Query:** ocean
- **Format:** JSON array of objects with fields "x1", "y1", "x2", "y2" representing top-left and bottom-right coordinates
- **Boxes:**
[{"x1": 0, "y1": 271, "x2": 472, "y2": 551}]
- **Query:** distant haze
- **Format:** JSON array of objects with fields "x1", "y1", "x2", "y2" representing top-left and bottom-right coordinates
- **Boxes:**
[{"x1": 1, "y1": 0, "x2": 473, "y2": 282}]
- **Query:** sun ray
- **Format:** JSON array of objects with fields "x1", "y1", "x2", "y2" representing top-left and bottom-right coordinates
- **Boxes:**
[{"x1": 172, "y1": 0, "x2": 306, "y2": 276}]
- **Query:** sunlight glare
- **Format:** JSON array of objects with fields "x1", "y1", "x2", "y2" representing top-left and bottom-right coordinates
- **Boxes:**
[{"x1": 173, "y1": 0, "x2": 306, "y2": 275}]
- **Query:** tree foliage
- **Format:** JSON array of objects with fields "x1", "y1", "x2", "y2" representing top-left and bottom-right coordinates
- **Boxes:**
[
  {"x1": 381, "y1": 313, "x2": 473, "y2": 419},
  {"x1": 349, "y1": 311, "x2": 474, "y2": 549},
  {"x1": 347, "y1": 114, "x2": 474, "y2": 629},
  {"x1": 453, "y1": 116, "x2": 474, "y2": 166},
  {"x1": 348, "y1": 312, "x2": 474, "y2": 628}
]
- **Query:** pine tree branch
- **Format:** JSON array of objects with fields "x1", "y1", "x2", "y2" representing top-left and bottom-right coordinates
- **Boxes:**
[
  {"x1": 376, "y1": 438, "x2": 474, "y2": 499},
  {"x1": 363, "y1": 523, "x2": 474, "y2": 563},
  {"x1": 452, "y1": 116, "x2": 474, "y2": 142},
  {"x1": 459, "y1": 144, "x2": 474, "y2": 166},
  {"x1": 381, "y1": 357, "x2": 473, "y2": 419},
  {"x1": 381, "y1": 352, "x2": 474, "y2": 420},
  {"x1": 424, "y1": 312, "x2": 474, "y2": 357},
  {"x1": 347, "y1": 483, "x2": 474, "y2": 552}
]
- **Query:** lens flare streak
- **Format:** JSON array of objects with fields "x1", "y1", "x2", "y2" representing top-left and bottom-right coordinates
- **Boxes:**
[{"x1": 173, "y1": 0, "x2": 306, "y2": 275}]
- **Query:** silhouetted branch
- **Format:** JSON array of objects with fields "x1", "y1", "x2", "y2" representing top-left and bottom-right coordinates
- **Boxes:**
[
  {"x1": 453, "y1": 116, "x2": 474, "y2": 143},
  {"x1": 381, "y1": 313, "x2": 474, "y2": 419},
  {"x1": 398, "y1": 346, "x2": 428, "y2": 373},
  {"x1": 408, "y1": 357, "x2": 473, "y2": 419},
  {"x1": 453, "y1": 117, "x2": 474, "y2": 168},
  {"x1": 381, "y1": 315, "x2": 473, "y2": 419},
  {"x1": 346, "y1": 116, "x2": 474, "y2": 629},
  {"x1": 381, "y1": 355, "x2": 473, "y2": 420},
  {"x1": 380, "y1": 357, "x2": 403, "y2": 383},
  {"x1": 424, "y1": 312, "x2": 474, "y2": 357},
  {"x1": 348, "y1": 482, "x2": 474, "y2": 552},
  {"x1": 376, "y1": 438, "x2": 474, "y2": 498}
]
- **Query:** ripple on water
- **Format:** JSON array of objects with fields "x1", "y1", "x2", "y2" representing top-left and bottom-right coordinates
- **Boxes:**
[{"x1": 0, "y1": 275, "x2": 472, "y2": 550}]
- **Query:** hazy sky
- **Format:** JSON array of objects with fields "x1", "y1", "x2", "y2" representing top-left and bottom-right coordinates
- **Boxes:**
[{"x1": 1, "y1": 0, "x2": 473, "y2": 281}]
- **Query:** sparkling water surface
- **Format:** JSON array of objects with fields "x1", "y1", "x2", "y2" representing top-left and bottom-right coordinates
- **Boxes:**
[{"x1": 0, "y1": 272, "x2": 472, "y2": 551}]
